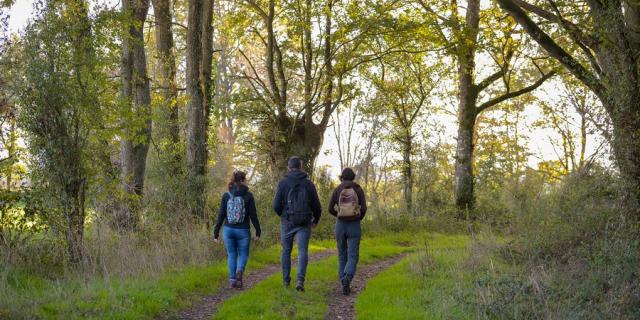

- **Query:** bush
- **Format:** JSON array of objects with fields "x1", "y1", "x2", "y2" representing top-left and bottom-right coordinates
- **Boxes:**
[{"x1": 478, "y1": 167, "x2": 640, "y2": 319}]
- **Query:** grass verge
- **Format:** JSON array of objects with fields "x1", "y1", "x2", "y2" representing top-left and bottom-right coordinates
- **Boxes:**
[
  {"x1": 2, "y1": 243, "x2": 330, "y2": 320},
  {"x1": 355, "y1": 233, "x2": 482, "y2": 320}
]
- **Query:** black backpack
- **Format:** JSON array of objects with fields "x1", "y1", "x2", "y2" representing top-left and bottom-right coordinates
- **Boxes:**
[{"x1": 285, "y1": 183, "x2": 312, "y2": 226}]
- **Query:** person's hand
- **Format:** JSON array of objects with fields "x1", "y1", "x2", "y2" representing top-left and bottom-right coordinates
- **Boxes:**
[
  {"x1": 253, "y1": 236, "x2": 260, "y2": 241},
  {"x1": 214, "y1": 238, "x2": 219, "y2": 243}
]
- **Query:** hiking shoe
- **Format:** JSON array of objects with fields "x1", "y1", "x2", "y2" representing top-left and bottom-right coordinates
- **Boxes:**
[
  {"x1": 295, "y1": 280, "x2": 305, "y2": 292},
  {"x1": 341, "y1": 277, "x2": 351, "y2": 295},
  {"x1": 229, "y1": 279, "x2": 236, "y2": 289},
  {"x1": 235, "y1": 270, "x2": 244, "y2": 289}
]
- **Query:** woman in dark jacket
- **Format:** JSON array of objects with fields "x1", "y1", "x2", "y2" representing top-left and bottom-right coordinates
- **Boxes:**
[
  {"x1": 214, "y1": 171, "x2": 261, "y2": 289},
  {"x1": 328, "y1": 168, "x2": 367, "y2": 295}
]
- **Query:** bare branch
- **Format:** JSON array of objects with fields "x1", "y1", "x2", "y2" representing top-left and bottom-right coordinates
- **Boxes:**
[
  {"x1": 476, "y1": 70, "x2": 506, "y2": 92},
  {"x1": 477, "y1": 70, "x2": 556, "y2": 113}
]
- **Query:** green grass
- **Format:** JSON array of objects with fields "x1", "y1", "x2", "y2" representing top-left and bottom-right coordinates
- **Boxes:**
[
  {"x1": 1, "y1": 231, "x2": 456, "y2": 319},
  {"x1": 355, "y1": 233, "x2": 478, "y2": 320},
  {"x1": 213, "y1": 233, "x2": 418, "y2": 320},
  {"x1": 1, "y1": 243, "x2": 331, "y2": 320}
]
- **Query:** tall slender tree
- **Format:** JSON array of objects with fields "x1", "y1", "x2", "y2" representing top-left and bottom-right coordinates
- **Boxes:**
[
  {"x1": 17, "y1": 0, "x2": 105, "y2": 265},
  {"x1": 151, "y1": 0, "x2": 180, "y2": 171},
  {"x1": 119, "y1": 0, "x2": 152, "y2": 229},
  {"x1": 367, "y1": 53, "x2": 439, "y2": 214},
  {"x1": 185, "y1": 0, "x2": 214, "y2": 219}
]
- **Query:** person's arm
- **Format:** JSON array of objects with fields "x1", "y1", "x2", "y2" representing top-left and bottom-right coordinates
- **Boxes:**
[
  {"x1": 214, "y1": 193, "x2": 229, "y2": 239},
  {"x1": 248, "y1": 194, "x2": 261, "y2": 237},
  {"x1": 308, "y1": 182, "x2": 322, "y2": 224},
  {"x1": 272, "y1": 181, "x2": 285, "y2": 216},
  {"x1": 356, "y1": 185, "x2": 367, "y2": 220},
  {"x1": 328, "y1": 187, "x2": 339, "y2": 217}
]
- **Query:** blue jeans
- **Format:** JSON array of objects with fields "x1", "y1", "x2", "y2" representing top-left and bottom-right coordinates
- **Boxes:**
[
  {"x1": 280, "y1": 222, "x2": 311, "y2": 284},
  {"x1": 223, "y1": 226, "x2": 251, "y2": 280},
  {"x1": 336, "y1": 220, "x2": 361, "y2": 281}
]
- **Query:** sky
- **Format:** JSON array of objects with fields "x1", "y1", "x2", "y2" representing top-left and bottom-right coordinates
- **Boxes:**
[
  {"x1": 5, "y1": 0, "x2": 607, "y2": 177},
  {"x1": 6, "y1": 0, "x2": 34, "y2": 33}
]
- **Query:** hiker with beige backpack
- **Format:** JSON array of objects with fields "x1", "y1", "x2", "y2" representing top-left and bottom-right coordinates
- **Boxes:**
[{"x1": 328, "y1": 168, "x2": 367, "y2": 295}]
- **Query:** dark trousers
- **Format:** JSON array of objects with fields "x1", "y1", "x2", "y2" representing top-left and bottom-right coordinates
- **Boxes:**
[
  {"x1": 280, "y1": 222, "x2": 311, "y2": 284},
  {"x1": 335, "y1": 220, "x2": 361, "y2": 281}
]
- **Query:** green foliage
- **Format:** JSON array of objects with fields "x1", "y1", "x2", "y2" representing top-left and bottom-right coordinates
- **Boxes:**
[
  {"x1": 14, "y1": 0, "x2": 120, "y2": 233},
  {"x1": 0, "y1": 0, "x2": 635, "y2": 319},
  {"x1": 476, "y1": 169, "x2": 640, "y2": 319}
]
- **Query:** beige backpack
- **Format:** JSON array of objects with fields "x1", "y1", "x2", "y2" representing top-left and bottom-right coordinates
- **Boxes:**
[{"x1": 337, "y1": 187, "x2": 360, "y2": 219}]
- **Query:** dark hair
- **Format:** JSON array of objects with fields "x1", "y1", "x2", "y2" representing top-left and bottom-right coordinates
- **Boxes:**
[
  {"x1": 228, "y1": 171, "x2": 247, "y2": 188},
  {"x1": 339, "y1": 168, "x2": 356, "y2": 181},
  {"x1": 288, "y1": 156, "x2": 302, "y2": 169}
]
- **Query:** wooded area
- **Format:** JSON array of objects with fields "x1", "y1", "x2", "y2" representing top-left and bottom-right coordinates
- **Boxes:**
[{"x1": 0, "y1": 0, "x2": 638, "y2": 318}]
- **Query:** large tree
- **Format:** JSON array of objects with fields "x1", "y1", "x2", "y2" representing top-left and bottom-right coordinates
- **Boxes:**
[
  {"x1": 119, "y1": 0, "x2": 152, "y2": 229},
  {"x1": 238, "y1": 0, "x2": 407, "y2": 177},
  {"x1": 237, "y1": 0, "x2": 337, "y2": 176},
  {"x1": 419, "y1": 0, "x2": 554, "y2": 215},
  {"x1": 185, "y1": 0, "x2": 214, "y2": 219},
  {"x1": 496, "y1": 0, "x2": 640, "y2": 215},
  {"x1": 151, "y1": 0, "x2": 180, "y2": 172}
]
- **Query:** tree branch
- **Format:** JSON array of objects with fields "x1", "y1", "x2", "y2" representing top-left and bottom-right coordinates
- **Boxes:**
[
  {"x1": 476, "y1": 69, "x2": 506, "y2": 92},
  {"x1": 241, "y1": 0, "x2": 268, "y2": 19},
  {"x1": 544, "y1": 0, "x2": 602, "y2": 75},
  {"x1": 496, "y1": 0, "x2": 607, "y2": 99},
  {"x1": 513, "y1": 0, "x2": 598, "y2": 49},
  {"x1": 476, "y1": 70, "x2": 556, "y2": 114}
]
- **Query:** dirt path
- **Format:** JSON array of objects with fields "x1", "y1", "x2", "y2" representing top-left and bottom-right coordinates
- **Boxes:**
[
  {"x1": 324, "y1": 253, "x2": 409, "y2": 320},
  {"x1": 160, "y1": 249, "x2": 336, "y2": 320}
]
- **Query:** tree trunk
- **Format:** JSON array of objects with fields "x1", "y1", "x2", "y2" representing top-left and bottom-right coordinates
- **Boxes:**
[
  {"x1": 5, "y1": 116, "x2": 16, "y2": 190},
  {"x1": 608, "y1": 100, "x2": 640, "y2": 214},
  {"x1": 454, "y1": 102, "x2": 477, "y2": 216},
  {"x1": 267, "y1": 118, "x2": 323, "y2": 178},
  {"x1": 64, "y1": 178, "x2": 85, "y2": 267},
  {"x1": 119, "y1": 0, "x2": 152, "y2": 229},
  {"x1": 401, "y1": 131, "x2": 413, "y2": 214},
  {"x1": 212, "y1": 33, "x2": 236, "y2": 183},
  {"x1": 151, "y1": 0, "x2": 180, "y2": 171},
  {"x1": 454, "y1": 0, "x2": 480, "y2": 216},
  {"x1": 186, "y1": 0, "x2": 213, "y2": 220}
]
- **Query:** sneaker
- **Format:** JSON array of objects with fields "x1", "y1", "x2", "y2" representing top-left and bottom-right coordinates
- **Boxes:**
[
  {"x1": 283, "y1": 277, "x2": 291, "y2": 288},
  {"x1": 229, "y1": 279, "x2": 236, "y2": 288},
  {"x1": 341, "y1": 277, "x2": 351, "y2": 295},
  {"x1": 295, "y1": 280, "x2": 305, "y2": 292}
]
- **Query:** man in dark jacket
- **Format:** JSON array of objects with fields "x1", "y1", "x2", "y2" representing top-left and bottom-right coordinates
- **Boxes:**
[
  {"x1": 272, "y1": 156, "x2": 322, "y2": 291},
  {"x1": 328, "y1": 167, "x2": 367, "y2": 295}
]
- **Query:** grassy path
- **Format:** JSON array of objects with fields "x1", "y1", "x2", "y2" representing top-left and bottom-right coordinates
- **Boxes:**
[
  {"x1": 324, "y1": 252, "x2": 409, "y2": 320},
  {"x1": 9, "y1": 232, "x2": 483, "y2": 319},
  {"x1": 168, "y1": 249, "x2": 336, "y2": 320},
  {"x1": 355, "y1": 234, "x2": 479, "y2": 320},
  {"x1": 212, "y1": 235, "x2": 415, "y2": 320}
]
